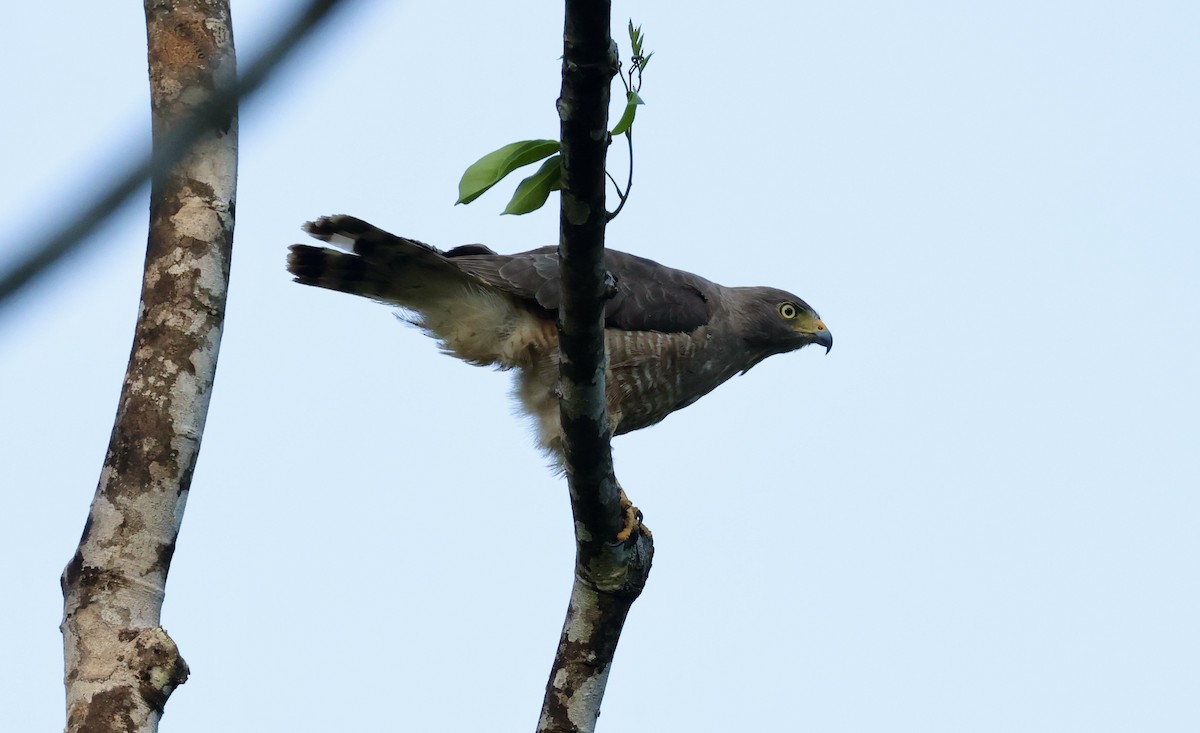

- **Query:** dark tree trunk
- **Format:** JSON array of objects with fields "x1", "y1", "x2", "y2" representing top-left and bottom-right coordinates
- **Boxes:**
[{"x1": 538, "y1": 2, "x2": 654, "y2": 731}]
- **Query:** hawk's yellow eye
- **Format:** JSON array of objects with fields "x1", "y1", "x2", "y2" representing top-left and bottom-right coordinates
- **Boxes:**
[{"x1": 778, "y1": 302, "x2": 798, "y2": 319}]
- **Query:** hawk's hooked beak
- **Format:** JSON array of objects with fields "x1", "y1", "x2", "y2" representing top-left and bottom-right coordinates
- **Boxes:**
[{"x1": 813, "y1": 323, "x2": 832, "y2": 354}]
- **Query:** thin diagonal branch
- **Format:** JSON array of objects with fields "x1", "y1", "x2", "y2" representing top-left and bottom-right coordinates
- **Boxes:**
[
  {"x1": 0, "y1": 0, "x2": 352, "y2": 311},
  {"x1": 538, "y1": 1, "x2": 654, "y2": 731},
  {"x1": 605, "y1": 130, "x2": 633, "y2": 222}
]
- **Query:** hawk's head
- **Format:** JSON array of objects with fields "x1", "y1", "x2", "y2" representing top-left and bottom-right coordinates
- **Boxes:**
[{"x1": 734, "y1": 286, "x2": 832, "y2": 368}]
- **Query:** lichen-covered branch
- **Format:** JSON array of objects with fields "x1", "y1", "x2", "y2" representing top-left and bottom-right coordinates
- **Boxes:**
[
  {"x1": 60, "y1": 2, "x2": 237, "y2": 731},
  {"x1": 538, "y1": 1, "x2": 654, "y2": 731}
]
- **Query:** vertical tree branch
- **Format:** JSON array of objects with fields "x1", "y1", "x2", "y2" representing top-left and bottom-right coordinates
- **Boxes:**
[
  {"x1": 539, "y1": 2, "x2": 654, "y2": 731},
  {"x1": 60, "y1": 2, "x2": 237, "y2": 731}
]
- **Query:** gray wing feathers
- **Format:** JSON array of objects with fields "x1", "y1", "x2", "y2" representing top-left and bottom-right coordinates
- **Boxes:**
[
  {"x1": 291, "y1": 215, "x2": 716, "y2": 334},
  {"x1": 454, "y1": 248, "x2": 715, "y2": 333}
]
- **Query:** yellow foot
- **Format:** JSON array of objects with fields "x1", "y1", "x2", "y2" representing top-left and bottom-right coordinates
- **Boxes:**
[{"x1": 615, "y1": 484, "x2": 652, "y2": 543}]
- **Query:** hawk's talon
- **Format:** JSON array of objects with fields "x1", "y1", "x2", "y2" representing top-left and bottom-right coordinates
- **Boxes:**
[
  {"x1": 615, "y1": 504, "x2": 641, "y2": 543},
  {"x1": 614, "y1": 484, "x2": 650, "y2": 543}
]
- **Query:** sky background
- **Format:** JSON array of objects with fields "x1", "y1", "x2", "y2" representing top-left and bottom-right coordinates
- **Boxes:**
[{"x1": 2, "y1": 1, "x2": 1198, "y2": 731}]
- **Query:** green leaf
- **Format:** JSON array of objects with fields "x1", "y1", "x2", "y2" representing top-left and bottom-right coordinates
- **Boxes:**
[
  {"x1": 640, "y1": 51, "x2": 653, "y2": 72},
  {"x1": 502, "y1": 155, "x2": 561, "y2": 215},
  {"x1": 629, "y1": 21, "x2": 643, "y2": 56},
  {"x1": 457, "y1": 139, "x2": 560, "y2": 205},
  {"x1": 610, "y1": 92, "x2": 645, "y2": 137}
]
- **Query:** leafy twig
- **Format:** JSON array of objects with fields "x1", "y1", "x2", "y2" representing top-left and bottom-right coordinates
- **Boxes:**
[{"x1": 457, "y1": 21, "x2": 651, "y2": 220}]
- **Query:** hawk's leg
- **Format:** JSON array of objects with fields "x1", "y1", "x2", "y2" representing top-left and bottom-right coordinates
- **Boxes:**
[{"x1": 615, "y1": 480, "x2": 652, "y2": 543}]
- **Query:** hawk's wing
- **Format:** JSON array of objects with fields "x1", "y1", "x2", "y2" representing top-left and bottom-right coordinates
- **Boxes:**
[
  {"x1": 450, "y1": 248, "x2": 718, "y2": 334},
  {"x1": 290, "y1": 214, "x2": 719, "y2": 335}
]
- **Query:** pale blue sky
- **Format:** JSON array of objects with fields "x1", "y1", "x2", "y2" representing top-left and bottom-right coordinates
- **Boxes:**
[{"x1": 3, "y1": 1, "x2": 1198, "y2": 731}]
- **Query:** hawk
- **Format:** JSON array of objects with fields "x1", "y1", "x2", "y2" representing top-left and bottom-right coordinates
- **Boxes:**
[{"x1": 288, "y1": 215, "x2": 831, "y2": 461}]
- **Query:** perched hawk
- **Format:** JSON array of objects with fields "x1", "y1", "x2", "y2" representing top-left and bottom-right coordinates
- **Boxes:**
[{"x1": 288, "y1": 215, "x2": 831, "y2": 461}]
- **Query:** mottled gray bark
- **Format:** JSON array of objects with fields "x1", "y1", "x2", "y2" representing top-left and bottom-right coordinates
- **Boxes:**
[
  {"x1": 538, "y1": 2, "x2": 654, "y2": 731},
  {"x1": 60, "y1": 2, "x2": 237, "y2": 731}
]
